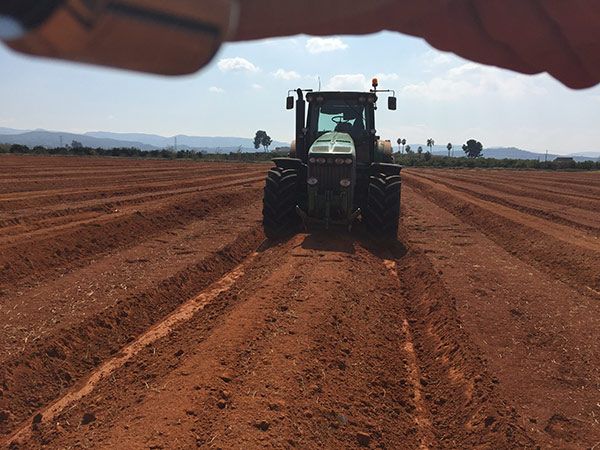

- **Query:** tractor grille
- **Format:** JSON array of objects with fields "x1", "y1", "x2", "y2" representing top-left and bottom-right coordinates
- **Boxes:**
[{"x1": 309, "y1": 161, "x2": 352, "y2": 191}]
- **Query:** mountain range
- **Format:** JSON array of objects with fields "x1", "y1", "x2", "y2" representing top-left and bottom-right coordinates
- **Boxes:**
[
  {"x1": 403, "y1": 144, "x2": 599, "y2": 162},
  {"x1": 1, "y1": 128, "x2": 599, "y2": 160},
  {"x1": 0, "y1": 129, "x2": 288, "y2": 152}
]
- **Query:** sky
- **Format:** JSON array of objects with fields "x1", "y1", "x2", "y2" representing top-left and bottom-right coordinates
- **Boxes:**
[{"x1": 1, "y1": 31, "x2": 600, "y2": 154}]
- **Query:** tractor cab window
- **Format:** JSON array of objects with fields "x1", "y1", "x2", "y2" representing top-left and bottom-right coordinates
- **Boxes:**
[{"x1": 315, "y1": 101, "x2": 367, "y2": 138}]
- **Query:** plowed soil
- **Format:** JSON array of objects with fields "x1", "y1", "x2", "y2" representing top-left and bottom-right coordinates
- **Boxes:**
[{"x1": 0, "y1": 156, "x2": 598, "y2": 449}]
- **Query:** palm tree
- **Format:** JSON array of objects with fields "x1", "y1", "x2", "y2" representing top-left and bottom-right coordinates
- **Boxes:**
[
  {"x1": 447, "y1": 142, "x2": 452, "y2": 157},
  {"x1": 397, "y1": 138, "x2": 402, "y2": 153},
  {"x1": 426, "y1": 138, "x2": 435, "y2": 154},
  {"x1": 401, "y1": 138, "x2": 406, "y2": 154}
]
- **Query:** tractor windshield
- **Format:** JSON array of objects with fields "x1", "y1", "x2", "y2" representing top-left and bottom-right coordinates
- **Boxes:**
[{"x1": 316, "y1": 100, "x2": 367, "y2": 137}]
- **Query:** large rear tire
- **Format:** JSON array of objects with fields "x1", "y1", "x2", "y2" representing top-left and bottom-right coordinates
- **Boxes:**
[
  {"x1": 364, "y1": 172, "x2": 401, "y2": 240},
  {"x1": 262, "y1": 167, "x2": 301, "y2": 239}
]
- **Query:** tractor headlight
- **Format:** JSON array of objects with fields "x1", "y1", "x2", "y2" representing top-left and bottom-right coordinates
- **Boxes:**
[
  {"x1": 309, "y1": 157, "x2": 316, "y2": 164},
  {"x1": 340, "y1": 179, "x2": 351, "y2": 188},
  {"x1": 334, "y1": 157, "x2": 344, "y2": 165},
  {"x1": 316, "y1": 157, "x2": 326, "y2": 164},
  {"x1": 307, "y1": 177, "x2": 318, "y2": 186},
  {"x1": 344, "y1": 158, "x2": 353, "y2": 165}
]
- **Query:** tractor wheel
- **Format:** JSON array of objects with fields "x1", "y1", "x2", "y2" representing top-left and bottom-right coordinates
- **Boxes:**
[
  {"x1": 262, "y1": 167, "x2": 301, "y2": 239},
  {"x1": 364, "y1": 172, "x2": 401, "y2": 240}
]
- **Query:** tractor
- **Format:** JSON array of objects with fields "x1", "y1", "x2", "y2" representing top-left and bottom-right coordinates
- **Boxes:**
[{"x1": 262, "y1": 78, "x2": 401, "y2": 240}]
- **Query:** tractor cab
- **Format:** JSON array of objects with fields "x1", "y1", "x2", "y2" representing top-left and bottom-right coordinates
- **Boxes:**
[{"x1": 304, "y1": 92, "x2": 375, "y2": 165}]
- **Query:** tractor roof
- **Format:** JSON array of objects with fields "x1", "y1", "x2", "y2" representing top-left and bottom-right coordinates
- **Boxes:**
[{"x1": 306, "y1": 91, "x2": 377, "y2": 101}]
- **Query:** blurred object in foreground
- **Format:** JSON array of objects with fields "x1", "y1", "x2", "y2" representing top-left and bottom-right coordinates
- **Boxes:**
[
  {"x1": 2, "y1": 0, "x2": 600, "y2": 89},
  {"x1": 0, "y1": 0, "x2": 235, "y2": 75}
]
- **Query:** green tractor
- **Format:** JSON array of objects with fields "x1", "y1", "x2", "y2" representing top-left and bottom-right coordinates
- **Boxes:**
[{"x1": 262, "y1": 78, "x2": 401, "y2": 240}]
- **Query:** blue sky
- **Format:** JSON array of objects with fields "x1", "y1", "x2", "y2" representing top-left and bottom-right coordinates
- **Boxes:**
[{"x1": 1, "y1": 31, "x2": 600, "y2": 154}]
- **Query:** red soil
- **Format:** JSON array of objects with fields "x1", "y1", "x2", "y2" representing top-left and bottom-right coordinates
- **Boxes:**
[{"x1": 0, "y1": 156, "x2": 598, "y2": 449}]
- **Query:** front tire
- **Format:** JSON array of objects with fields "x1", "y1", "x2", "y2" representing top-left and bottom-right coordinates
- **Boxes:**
[
  {"x1": 262, "y1": 167, "x2": 301, "y2": 239},
  {"x1": 364, "y1": 172, "x2": 401, "y2": 240}
]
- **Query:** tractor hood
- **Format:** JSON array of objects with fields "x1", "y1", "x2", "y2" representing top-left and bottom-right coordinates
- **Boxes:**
[{"x1": 308, "y1": 132, "x2": 355, "y2": 156}]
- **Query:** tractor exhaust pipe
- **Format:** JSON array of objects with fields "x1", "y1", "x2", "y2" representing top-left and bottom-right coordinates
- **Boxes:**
[{"x1": 295, "y1": 88, "x2": 307, "y2": 162}]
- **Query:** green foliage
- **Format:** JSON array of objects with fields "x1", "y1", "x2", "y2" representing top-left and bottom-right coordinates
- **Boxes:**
[
  {"x1": 426, "y1": 138, "x2": 434, "y2": 153},
  {"x1": 253, "y1": 130, "x2": 272, "y2": 152},
  {"x1": 0, "y1": 143, "x2": 289, "y2": 163},
  {"x1": 393, "y1": 153, "x2": 600, "y2": 170},
  {"x1": 462, "y1": 139, "x2": 483, "y2": 158},
  {"x1": 2, "y1": 143, "x2": 597, "y2": 170}
]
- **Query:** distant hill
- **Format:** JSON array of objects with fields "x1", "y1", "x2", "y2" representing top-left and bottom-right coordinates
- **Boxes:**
[
  {"x1": 1, "y1": 129, "x2": 597, "y2": 159},
  {"x1": 0, "y1": 129, "x2": 288, "y2": 152},
  {"x1": 569, "y1": 151, "x2": 600, "y2": 158},
  {"x1": 0, "y1": 127, "x2": 30, "y2": 135},
  {"x1": 0, "y1": 131, "x2": 156, "y2": 150},
  {"x1": 85, "y1": 131, "x2": 288, "y2": 151},
  {"x1": 484, "y1": 147, "x2": 598, "y2": 162},
  {"x1": 406, "y1": 144, "x2": 598, "y2": 162}
]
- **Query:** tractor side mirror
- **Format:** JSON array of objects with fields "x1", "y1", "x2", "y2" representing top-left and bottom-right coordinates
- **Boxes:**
[
  {"x1": 286, "y1": 96, "x2": 294, "y2": 110},
  {"x1": 388, "y1": 96, "x2": 397, "y2": 110}
]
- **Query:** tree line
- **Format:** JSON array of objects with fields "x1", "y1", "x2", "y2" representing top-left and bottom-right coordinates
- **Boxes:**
[
  {"x1": 397, "y1": 137, "x2": 483, "y2": 158},
  {"x1": 394, "y1": 153, "x2": 600, "y2": 170},
  {"x1": 2, "y1": 142, "x2": 598, "y2": 170},
  {"x1": 0, "y1": 143, "x2": 288, "y2": 162}
]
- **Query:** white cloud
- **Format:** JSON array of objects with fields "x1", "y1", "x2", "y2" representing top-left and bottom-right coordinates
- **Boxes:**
[
  {"x1": 208, "y1": 86, "x2": 224, "y2": 93},
  {"x1": 447, "y1": 62, "x2": 481, "y2": 77},
  {"x1": 323, "y1": 73, "x2": 400, "y2": 91},
  {"x1": 373, "y1": 73, "x2": 400, "y2": 84},
  {"x1": 325, "y1": 74, "x2": 369, "y2": 91},
  {"x1": 272, "y1": 69, "x2": 301, "y2": 80},
  {"x1": 422, "y1": 49, "x2": 456, "y2": 67},
  {"x1": 306, "y1": 37, "x2": 348, "y2": 54},
  {"x1": 217, "y1": 57, "x2": 259, "y2": 73},
  {"x1": 402, "y1": 63, "x2": 548, "y2": 101},
  {"x1": 251, "y1": 83, "x2": 264, "y2": 90}
]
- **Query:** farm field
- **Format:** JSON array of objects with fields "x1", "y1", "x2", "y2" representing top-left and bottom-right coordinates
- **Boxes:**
[{"x1": 0, "y1": 155, "x2": 599, "y2": 449}]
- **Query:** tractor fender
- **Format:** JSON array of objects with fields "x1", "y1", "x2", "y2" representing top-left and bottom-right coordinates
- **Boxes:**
[
  {"x1": 370, "y1": 162, "x2": 402, "y2": 176},
  {"x1": 272, "y1": 157, "x2": 304, "y2": 170},
  {"x1": 376, "y1": 140, "x2": 393, "y2": 157}
]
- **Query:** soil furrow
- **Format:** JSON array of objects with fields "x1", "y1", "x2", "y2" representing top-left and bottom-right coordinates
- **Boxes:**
[
  {"x1": 404, "y1": 172, "x2": 600, "y2": 293},
  {"x1": 431, "y1": 169, "x2": 600, "y2": 197},
  {"x1": 401, "y1": 185, "x2": 600, "y2": 448},
  {"x1": 0, "y1": 174, "x2": 265, "y2": 236},
  {"x1": 0, "y1": 227, "x2": 264, "y2": 439},
  {"x1": 412, "y1": 171, "x2": 600, "y2": 233},
  {"x1": 0, "y1": 168, "x2": 266, "y2": 207},
  {"x1": 0, "y1": 185, "x2": 262, "y2": 290},
  {"x1": 417, "y1": 169, "x2": 600, "y2": 213}
]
